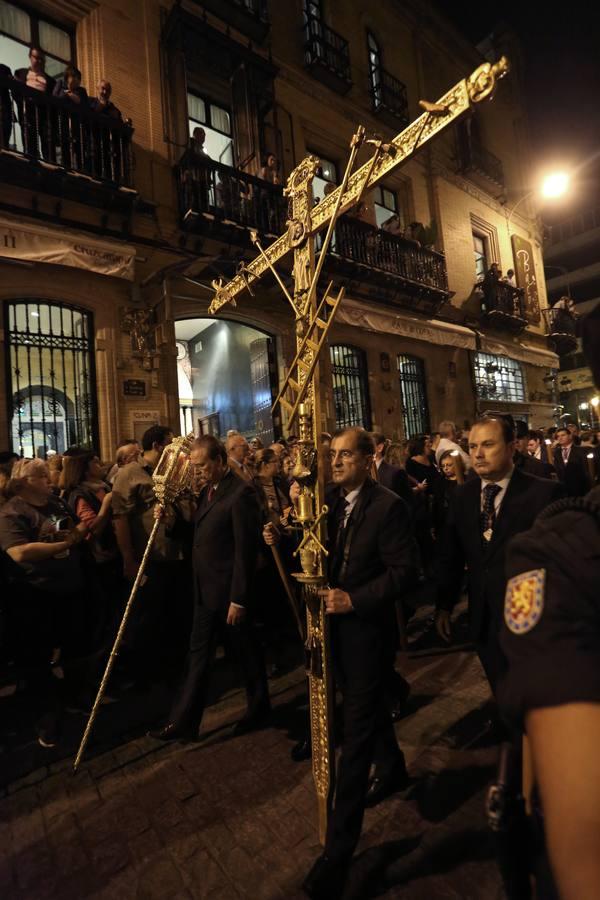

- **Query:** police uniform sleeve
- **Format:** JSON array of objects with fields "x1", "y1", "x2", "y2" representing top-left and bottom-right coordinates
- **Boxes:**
[{"x1": 499, "y1": 507, "x2": 600, "y2": 727}]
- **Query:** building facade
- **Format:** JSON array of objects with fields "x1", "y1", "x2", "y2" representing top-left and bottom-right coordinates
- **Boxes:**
[
  {"x1": 0, "y1": 0, "x2": 560, "y2": 458},
  {"x1": 543, "y1": 207, "x2": 600, "y2": 429}
]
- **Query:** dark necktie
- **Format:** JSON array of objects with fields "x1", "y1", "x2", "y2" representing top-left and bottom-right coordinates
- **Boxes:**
[
  {"x1": 207, "y1": 485, "x2": 216, "y2": 503},
  {"x1": 330, "y1": 497, "x2": 350, "y2": 585},
  {"x1": 481, "y1": 483, "x2": 502, "y2": 537}
]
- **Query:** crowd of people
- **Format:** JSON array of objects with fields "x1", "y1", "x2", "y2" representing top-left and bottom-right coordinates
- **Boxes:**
[
  {"x1": 1, "y1": 398, "x2": 599, "y2": 897},
  {"x1": 0, "y1": 45, "x2": 128, "y2": 178}
]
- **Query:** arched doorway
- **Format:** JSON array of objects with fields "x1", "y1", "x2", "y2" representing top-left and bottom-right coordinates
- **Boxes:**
[{"x1": 175, "y1": 318, "x2": 278, "y2": 443}]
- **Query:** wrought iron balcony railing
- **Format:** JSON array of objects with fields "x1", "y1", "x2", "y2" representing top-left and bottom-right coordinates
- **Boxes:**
[
  {"x1": 543, "y1": 306, "x2": 579, "y2": 355},
  {"x1": 0, "y1": 74, "x2": 134, "y2": 187},
  {"x1": 372, "y1": 68, "x2": 409, "y2": 127},
  {"x1": 176, "y1": 153, "x2": 287, "y2": 236},
  {"x1": 479, "y1": 280, "x2": 527, "y2": 332},
  {"x1": 332, "y1": 216, "x2": 448, "y2": 293},
  {"x1": 177, "y1": 155, "x2": 449, "y2": 307},
  {"x1": 192, "y1": 0, "x2": 270, "y2": 42},
  {"x1": 304, "y1": 16, "x2": 351, "y2": 92},
  {"x1": 458, "y1": 127, "x2": 504, "y2": 189}
]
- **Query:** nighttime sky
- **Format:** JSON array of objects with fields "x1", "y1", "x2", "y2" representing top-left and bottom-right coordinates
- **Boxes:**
[{"x1": 440, "y1": 2, "x2": 600, "y2": 208}]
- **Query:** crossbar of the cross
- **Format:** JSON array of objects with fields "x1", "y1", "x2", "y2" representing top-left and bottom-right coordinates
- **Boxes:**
[{"x1": 208, "y1": 57, "x2": 509, "y2": 316}]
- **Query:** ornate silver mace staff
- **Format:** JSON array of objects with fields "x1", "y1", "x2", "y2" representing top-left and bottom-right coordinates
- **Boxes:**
[{"x1": 73, "y1": 433, "x2": 195, "y2": 772}]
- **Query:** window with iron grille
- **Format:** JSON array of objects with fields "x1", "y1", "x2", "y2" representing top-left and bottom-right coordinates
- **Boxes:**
[
  {"x1": 330, "y1": 344, "x2": 371, "y2": 430},
  {"x1": 5, "y1": 301, "x2": 97, "y2": 457},
  {"x1": 397, "y1": 354, "x2": 430, "y2": 438},
  {"x1": 473, "y1": 352, "x2": 526, "y2": 403}
]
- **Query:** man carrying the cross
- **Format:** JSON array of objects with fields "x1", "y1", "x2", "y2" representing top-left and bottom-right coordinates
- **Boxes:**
[{"x1": 302, "y1": 427, "x2": 418, "y2": 898}]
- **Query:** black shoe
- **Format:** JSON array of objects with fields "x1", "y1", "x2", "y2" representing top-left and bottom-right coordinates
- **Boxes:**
[
  {"x1": 291, "y1": 737, "x2": 312, "y2": 762},
  {"x1": 303, "y1": 854, "x2": 349, "y2": 899},
  {"x1": 147, "y1": 723, "x2": 195, "y2": 743},
  {"x1": 365, "y1": 759, "x2": 410, "y2": 807},
  {"x1": 231, "y1": 709, "x2": 271, "y2": 738}
]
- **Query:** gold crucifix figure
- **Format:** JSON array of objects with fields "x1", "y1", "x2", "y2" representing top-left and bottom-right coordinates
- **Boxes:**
[{"x1": 209, "y1": 56, "x2": 509, "y2": 842}]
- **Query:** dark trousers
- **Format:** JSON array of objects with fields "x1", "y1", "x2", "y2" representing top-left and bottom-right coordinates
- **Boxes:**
[
  {"x1": 325, "y1": 614, "x2": 403, "y2": 862},
  {"x1": 169, "y1": 601, "x2": 270, "y2": 730}
]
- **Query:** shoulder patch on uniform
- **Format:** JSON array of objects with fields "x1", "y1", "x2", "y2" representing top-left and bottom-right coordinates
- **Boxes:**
[{"x1": 504, "y1": 569, "x2": 545, "y2": 635}]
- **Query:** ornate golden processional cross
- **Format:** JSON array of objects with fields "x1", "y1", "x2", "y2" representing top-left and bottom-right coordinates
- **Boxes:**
[{"x1": 210, "y1": 57, "x2": 509, "y2": 842}]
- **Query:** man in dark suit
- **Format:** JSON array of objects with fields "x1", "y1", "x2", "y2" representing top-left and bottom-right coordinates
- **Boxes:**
[
  {"x1": 435, "y1": 416, "x2": 563, "y2": 691},
  {"x1": 514, "y1": 421, "x2": 555, "y2": 479},
  {"x1": 303, "y1": 428, "x2": 418, "y2": 899},
  {"x1": 434, "y1": 417, "x2": 563, "y2": 900},
  {"x1": 150, "y1": 435, "x2": 270, "y2": 742},
  {"x1": 372, "y1": 432, "x2": 415, "y2": 507},
  {"x1": 553, "y1": 426, "x2": 592, "y2": 497}
]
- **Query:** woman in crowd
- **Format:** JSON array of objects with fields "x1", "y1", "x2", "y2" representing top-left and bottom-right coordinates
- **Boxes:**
[
  {"x1": 60, "y1": 448, "x2": 123, "y2": 652},
  {"x1": 432, "y1": 449, "x2": 465, "y2": 538},
  {"x1": 405, "y1": 434, "x2": 440, "y2": 491},
  {"x1": 0, "y1": 458, "x2": 88, "y2": 747}
]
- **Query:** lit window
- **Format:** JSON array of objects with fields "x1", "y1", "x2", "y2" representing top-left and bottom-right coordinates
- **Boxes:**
[
  {"x1": 6, "y1": 301, "x2": 97, "y2": 456},
  {"x1": 367, "y1": 32, "x2": 382, "y2": 108},
  {"x1": 0, "y1": 2, "x2": 73, "y2": 78},
  {"x1": 330, "y1": 344, "x2": 371, "y2": 429},
  {"x1": 187, "y1": 92, "x2": 234, "y2": 167},
  {"x1": 473, "y1": 232, "x2": 487, "y2": 282},
  {"x1": 473, "y1": 352, "x2": 526, "y2": 403},
  {"x1": 373, "y1": 185, "x2": 398, "y2": 229},
  {"x1": 397, "y1": 355, "x2": 430, "y2": 437}
]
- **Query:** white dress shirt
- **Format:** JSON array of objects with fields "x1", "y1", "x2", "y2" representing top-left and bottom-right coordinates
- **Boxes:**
[{"x1": 341, "y1": 484, "x2": 363, "y2": 525}]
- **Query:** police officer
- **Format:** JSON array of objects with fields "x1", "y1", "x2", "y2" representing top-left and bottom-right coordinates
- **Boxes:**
[{"x1": 499, "y1": 304, "x2": 600, "y2": 900}]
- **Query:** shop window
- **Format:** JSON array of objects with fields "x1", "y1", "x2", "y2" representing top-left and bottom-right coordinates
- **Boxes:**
[{"x1": 473, "y1": 352, "x2": 526, "y2": 402}]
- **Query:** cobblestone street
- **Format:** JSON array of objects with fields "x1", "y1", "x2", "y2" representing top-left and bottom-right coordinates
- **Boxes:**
[{"x1": 1, "y1": 620, "x2": 504, "y2": 900}]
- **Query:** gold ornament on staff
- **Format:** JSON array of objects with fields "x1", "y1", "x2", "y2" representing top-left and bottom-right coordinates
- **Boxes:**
[
  {"x1": 207, "y1": 57, "x2": 509, "y2": 842},
  {"x1": 72, "y1": 434, "x2": 195, "y2": 772}
]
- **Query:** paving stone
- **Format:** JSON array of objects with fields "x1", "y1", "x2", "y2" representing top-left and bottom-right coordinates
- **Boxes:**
[
  {"x1": 137, "y1": 853, "x2": 185, "y2": 899},
  {"x1": 128, "y1": 828, "x2": 164, "y2": 867},
  {"x1": 91, "y1": 836, "x2": 131, "y2": 878}
]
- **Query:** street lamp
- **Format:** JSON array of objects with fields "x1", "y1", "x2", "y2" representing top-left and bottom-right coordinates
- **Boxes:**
[{"x1": 505, "y1": 171, "x2": 570, "y2": 230}]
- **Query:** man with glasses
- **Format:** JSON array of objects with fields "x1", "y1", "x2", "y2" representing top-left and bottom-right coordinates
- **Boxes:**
[{"x1": 303, "y1": 427, "x2": 418, "y2": 899}]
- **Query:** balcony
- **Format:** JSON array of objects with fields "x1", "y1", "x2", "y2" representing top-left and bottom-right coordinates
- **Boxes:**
[
  {"x1": 304, "y1": 17, "x2": 352, "y2": 95},
  {"x1": 372, "y1": 69, "x2": 409, "y2": 131},
  {"x1": 177, "y1": 155, "x2": 450, "y2": 313},
  {"x1": 479, "y1": 280, "x2": 527, "y2": 334},
  {"x1": 543, "y1": 306, "x2": 579, "y2": 356},
  {"x1": 0, "y1": 75, "x2": 135, "y2": 212},
  {"x1": 457, "y1": 126, "x2": 504, "y2": 193},
  {"x1": 327, "y1": 217, "x2": 449, "y2": 315},
  {"x1": 176, "y1": 153, "x2": 287, "y2": 241},
  {"x1": 191, "y1": 0, "x2": 270, "y2": 43}
]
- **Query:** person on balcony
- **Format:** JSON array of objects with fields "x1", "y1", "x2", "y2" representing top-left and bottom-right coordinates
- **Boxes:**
[
  {"x1": 181, "y1": 126, "x2": 211, "y2": 215},
  {"x1": 89, "y1": 80, "x2": 122, "y2": 121},
  {"x1": 14, "y1": 47, "x2": 56, "y2": 160},
  {"x1": 89, "y1": 79, "x2": 126, "y2": 182},
  {"x1": 482, "y1": 262, "x2": 501, "y2": 312},
  {"x1": 53, "y1": 67, "x2": 89, "y2": 171},
  {"x1": 259, "y1": 152, "x2": 281, "y2": 185},
  {"x1": 0, "y1": 63, "x2": 14, "y2": 148}
]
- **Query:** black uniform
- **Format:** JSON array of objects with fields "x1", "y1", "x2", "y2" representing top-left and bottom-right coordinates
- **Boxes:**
[{"x1": 499, "y1": 485, "x2": 600, "y2": 726}]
